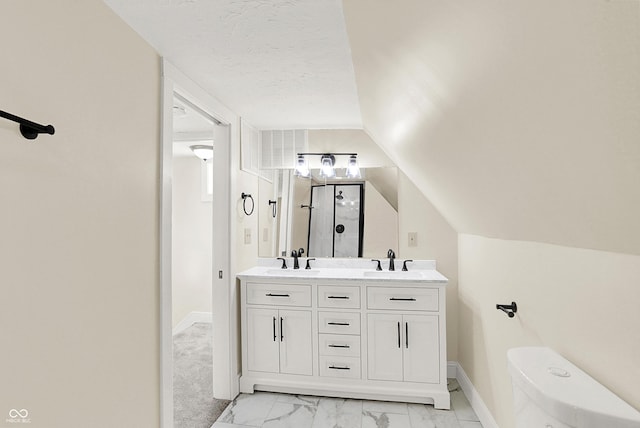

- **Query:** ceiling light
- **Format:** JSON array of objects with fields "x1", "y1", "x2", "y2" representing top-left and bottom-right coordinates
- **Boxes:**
[
  {"x1": 346, "y1": 155, "x2": 361, "y2": 179},
  {"x1": 190, "y1": 144, "x2": 213, "y2": 161}
]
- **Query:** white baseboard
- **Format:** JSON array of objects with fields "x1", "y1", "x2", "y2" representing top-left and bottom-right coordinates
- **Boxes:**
[
  {"x1": 454, "y1": 362, "x2": 500, "y2": 428},
  {"x1": 447, "y1": 361, "x2": 458, "y2": 379},
  {"x1": 172, "y1": 311, "x2": 212, "y2": 336}
]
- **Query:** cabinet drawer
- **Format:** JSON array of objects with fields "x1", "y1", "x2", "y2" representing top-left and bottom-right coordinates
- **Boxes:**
[
  {"x1": 367, "y1": 287, "x2": 438, "y2": 311},
  {"x1": 318, "y1": 285, "x2": 360, "y2": 309},
  {"x1": 319, "y1": 356, "x2": 361, "y2": 379},
  {"x1": 318, "y1": 311, "x2": 360, "y2": 335},
  {"x1": 246, "y1": 283, "x2": 311, "y2": 307},
  {"x1": 319, "y1": 334, "x2": 360, "y2": 357}
]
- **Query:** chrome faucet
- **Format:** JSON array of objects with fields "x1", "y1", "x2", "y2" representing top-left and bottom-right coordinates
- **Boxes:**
[{"x1": 387, "y1": 249, "x2": 396, "y2": 271}]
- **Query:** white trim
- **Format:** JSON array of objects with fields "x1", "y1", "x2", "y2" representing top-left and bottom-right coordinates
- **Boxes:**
[
  {"x1": 159, "y1": 60, "x2": 174, "y2": 428},
  {"x1": 160, "y1": 58, "x2": 239, "y2": 428},
  {"x1": 455, "y1": 362, "x2": 500, "y2": 428},
  {"x1": 172, "y1": 311, "x2": 213, "y2": 336},
  {"x1": 447, "y1": 361, "x2": 458, "y2": 379}
]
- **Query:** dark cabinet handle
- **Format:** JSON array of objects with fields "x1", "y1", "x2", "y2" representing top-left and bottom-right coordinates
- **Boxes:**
[
  {"x1": 397, "y1": 321, "x2": 401, "y2": 348},
  {"x1": 280, "y1": 317, "x2": 284, "y2": 341},
  {"x1": 390, "y1": 297, "x2": 416, "y2": 301},
  {"x1": 328, "y1": 322, "x2": 350, "y2": 326},
  {"x1": 328, "y1": 366, "x2": 350, "y2": 370},
  {"x1": 327, "y1": 296, "x2": 349, "y2": 299},
  {"x1": 328, "y1": 344, "x2": 350, "y2": 349},
  {"x1": 266, "y1": 293, "x2": 290, "y2": 297},
  {"x1": 405, "y1": 322, "x2": 409, "y2": 348},
  {"x1": 273, "y1": 317, "x2": 276, "y2": 341}
]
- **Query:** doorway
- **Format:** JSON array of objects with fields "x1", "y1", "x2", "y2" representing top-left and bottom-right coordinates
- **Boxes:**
[{"x1": 161, "y1": 60, "x2": 236, "y2": 428}]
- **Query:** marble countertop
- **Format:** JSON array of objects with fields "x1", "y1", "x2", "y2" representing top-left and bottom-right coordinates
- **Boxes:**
[{"x1": 237, "y1": 258, "x2": 448, "y2": 284}]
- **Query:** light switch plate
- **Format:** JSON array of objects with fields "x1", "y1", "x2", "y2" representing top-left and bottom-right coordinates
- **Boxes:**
[
  {"x1": 244, "y1": 228, "x2": 252, "y2": 244},
  {"x1": 408, "y1": 232, "x2": 418, "y2": 247}
]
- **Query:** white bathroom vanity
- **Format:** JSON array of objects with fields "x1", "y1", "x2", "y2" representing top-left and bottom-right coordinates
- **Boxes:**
[{"x1": 237, "y1": 258, "x2": 450, "y2": 409}]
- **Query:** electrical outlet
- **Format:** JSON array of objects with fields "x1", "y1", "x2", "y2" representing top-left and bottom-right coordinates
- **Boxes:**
[
  {"x1": 408, "y1": 232, "x2": 418, "y2": 247},
  {"x1": 263, "y1": 228, "x2": 269, "y2": 242},
  {"x1": 244, "y1": 228, "x2": 252, "y2": 244}
]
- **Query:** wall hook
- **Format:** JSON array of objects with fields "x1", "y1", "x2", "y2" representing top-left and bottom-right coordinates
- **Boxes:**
[
  {"x1": 241, "y1": 192, "x2": 254, "y2": 216},
  {"x1": 0, "y1": 109, "x2": 55, "y2": 140},
  {"x1": 268, "y1": 200, "x2": 277, "y2": 218},
  {"x1": 496, "y1": 301, "x2": 518, "y2": 318}
]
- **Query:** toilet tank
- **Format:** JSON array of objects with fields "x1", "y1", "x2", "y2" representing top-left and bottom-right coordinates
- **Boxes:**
[{"x1": 507, "y1": 347, "x2": 640, "y2": 428}]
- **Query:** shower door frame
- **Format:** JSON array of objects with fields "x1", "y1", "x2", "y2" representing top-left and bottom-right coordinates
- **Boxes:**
[{"x1": 307, "y1": 183, "x2": 364, "y2": 258}]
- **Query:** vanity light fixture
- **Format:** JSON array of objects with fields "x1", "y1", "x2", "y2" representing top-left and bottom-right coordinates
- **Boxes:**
[
  {"x1": 346, "y1": 154, "x2": 361, "y2": 179},
  {"x1": 295, "y1": 153, "x2": 360, "y2": 179},
  {"x1": 319, "y1": 154, "x2": 336, "y2": 178},
  {"x1": 190, "y1": 144, "x2": 213, "y2": 161},
  {"x1": 294, "y1": 154, "x2": 310, "y2": 177}
]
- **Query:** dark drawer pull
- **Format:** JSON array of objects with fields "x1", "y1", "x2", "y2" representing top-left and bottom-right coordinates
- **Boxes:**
[
  {"x1": 389, "y1": 297, "x2": 416, "y2": 301},
  {"x1": 266, "y1": 293, "x2": 290, "y2": 297},
  {"x1": 327, "y1": 295, "x2": 349, "y2": 299},
  {"x1": 327, "y1": 322, "x2": 350, "y2": 326},
  {"x1": 328, "y1": 344, "x2": 350, "y2": 349},
  {"x1": 328, "y1": 366, "x2": 351, "y2": 370}
]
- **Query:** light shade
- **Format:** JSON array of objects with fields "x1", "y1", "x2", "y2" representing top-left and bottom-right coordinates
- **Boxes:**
[
  {"x1": 190, "y1": 144, "x2": 213, "y2": 161},
  {"x1": 294, "y1": 154, "x2": 310, "y2": 177},
  {"x1": 319, "y1": 154, "x2": 336, "y2": 178},
  {"x1": 346, "y1": 155, "x2": 361, "y2": 178}
]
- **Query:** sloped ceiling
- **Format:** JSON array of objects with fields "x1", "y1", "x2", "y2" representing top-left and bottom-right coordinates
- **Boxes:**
[
  {"x1": 344, "y1": 0, "x2": 640, "y2": 255},
  {"x1": 103, "y1": 0, "x2": 361, "y2": 129}
]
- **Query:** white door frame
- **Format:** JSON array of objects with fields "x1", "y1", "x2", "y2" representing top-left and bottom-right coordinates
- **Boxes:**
[{"x1": 160, "y1": 59, "x2": 240, "y2": 427}]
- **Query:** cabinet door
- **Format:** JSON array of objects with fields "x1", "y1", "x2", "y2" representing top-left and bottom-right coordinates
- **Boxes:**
[
  {"x1": 402, "y1": 314, "x2": 440, "y2": 383},
  {"x1": 279, "y1": 309, "x2": 313, "y2": 376},
  {"x1": 367, "y1": 313, "x2": 403, "y2": 381},
  {"x1": 247, "y1": 308, "x2": 280, "y2": 373}
]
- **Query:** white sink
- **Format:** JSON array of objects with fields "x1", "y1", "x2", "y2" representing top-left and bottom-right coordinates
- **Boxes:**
[
  {"x1": 363, "y1": 270, "x2": 424, "y2": 280},
  {"x1": 266, "y1": 269, "x2": 320, "y2": 276}
]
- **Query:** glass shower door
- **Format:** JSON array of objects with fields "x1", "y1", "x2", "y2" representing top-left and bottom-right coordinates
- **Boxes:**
[
  {"x1": 333, "y1": 185, "x2": 362, "y2": 257},
  {"x1": 308, "y1": 185, "x2": 334, "y2": 257},
  {"x1": 308, "y1": 184, "x2": 363, "y2": 258}
]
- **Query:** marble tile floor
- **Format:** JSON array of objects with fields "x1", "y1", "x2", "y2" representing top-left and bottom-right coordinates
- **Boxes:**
[{"x1": 211, "y1": 379, "x2": 482, "y2": 428}]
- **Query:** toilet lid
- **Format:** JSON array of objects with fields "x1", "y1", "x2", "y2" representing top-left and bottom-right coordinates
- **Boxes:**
[{"x1": 507, "y1": 347, "x2": 640, "y2": 428}]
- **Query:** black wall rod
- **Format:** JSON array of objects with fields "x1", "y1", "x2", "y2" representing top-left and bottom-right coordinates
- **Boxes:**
[{"x1": 0, "y1": 109, "x2": 55, "y2": 140}]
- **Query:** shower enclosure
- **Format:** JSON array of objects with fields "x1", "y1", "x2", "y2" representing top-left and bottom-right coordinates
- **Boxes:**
[{"x1": 308, "y1": 184, "x2": 364, "y2": 257}]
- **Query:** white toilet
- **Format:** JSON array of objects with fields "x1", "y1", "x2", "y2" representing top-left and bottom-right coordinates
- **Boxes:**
[{"x1": 507, "y1": 347, "x2": 640, "y2": 428}]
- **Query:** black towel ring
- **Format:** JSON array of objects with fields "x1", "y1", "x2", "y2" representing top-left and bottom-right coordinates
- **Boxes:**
[{"x1": 241, "y1": 193, "x2": 254, "y2": 216}]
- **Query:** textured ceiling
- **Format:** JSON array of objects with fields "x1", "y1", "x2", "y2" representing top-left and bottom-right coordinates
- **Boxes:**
[{"x1": 103, "y1": 0, "x2": 362, "y2": 129}]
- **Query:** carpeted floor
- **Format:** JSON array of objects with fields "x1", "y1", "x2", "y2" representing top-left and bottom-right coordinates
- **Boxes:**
[{"x1": 174, "y1": 322, "x2": 231, "y2": 428}]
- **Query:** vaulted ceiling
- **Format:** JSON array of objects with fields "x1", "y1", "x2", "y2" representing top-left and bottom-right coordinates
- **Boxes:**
[{"x1": 104, "y1": 0, "x2": 640, "y2": 255}]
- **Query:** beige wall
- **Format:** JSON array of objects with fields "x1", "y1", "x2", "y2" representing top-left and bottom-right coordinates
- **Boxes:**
[
  {"x1": 172, "y1": 157, "x2": 212, "y2": 327},
  {"x1": 258, "y1": 176, "x2": 276, "y2": 257},
  {"x1": 235, "y1": 170, "x2": 261, "y2": 271},
  {"x1": 398, "y1": 172, "x2": 458, "y2": 361},
  {"x1": 362, "y1": 182, "x2": 398, "y2": 259},
  {"x1": 345, "y1": 0, "x2": 640, "y2": 255},
  {"x1": 0, "y1": 1, "x2": 160, "y2": 427},
  {"x1": 291, "y1": 176, "x2": 312, "y2": 254},
  {"x1": 345, "y1": 1, "x2": 640, "y2": 425},
  {"x1": 459, "y1": 234, "x2": 640, "y2": 426}
]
